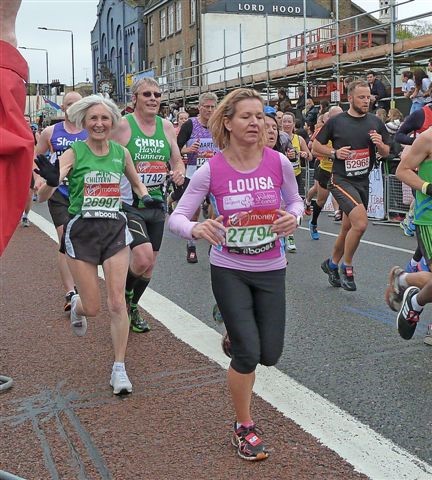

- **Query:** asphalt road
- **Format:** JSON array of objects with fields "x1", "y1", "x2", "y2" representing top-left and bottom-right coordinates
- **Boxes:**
[{"x1": 32, "y1": 202, "x2": 432, "y2": 466}]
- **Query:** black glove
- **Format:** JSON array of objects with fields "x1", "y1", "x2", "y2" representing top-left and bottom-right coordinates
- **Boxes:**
[
  {"x1": 141, "y1": 194, "x2": 165, "y2": 209},
  {"x1": 34, "y1": 155, "x2": 60, "y2": 187}
]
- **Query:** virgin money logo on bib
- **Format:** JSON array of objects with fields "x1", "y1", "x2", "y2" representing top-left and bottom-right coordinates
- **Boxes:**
[
  {"x1": 84, "y1": 183, "x2": 120, "y2": 197},
  {"x1": 136, "y1": 161, "x2": 167, "y2": 174},
  {"x1": 227, "y1": 209, "x2": 278, "y2": 227}
]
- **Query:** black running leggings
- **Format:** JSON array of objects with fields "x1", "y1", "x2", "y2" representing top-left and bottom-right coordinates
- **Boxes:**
[{"x1": 211, "y1": 265, "x2": 286, "y2": 374}]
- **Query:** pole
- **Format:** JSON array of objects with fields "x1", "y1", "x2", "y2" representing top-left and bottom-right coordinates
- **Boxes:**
[
  {"x1": 335, "y1": 0, "x2": 341, "y2": 104},
  {"x1": 389, "y1": 0, "x2": 396, "y2": 108},
  {"x1": 303, "y1": 0, "x2": 307, "y2": 105},
  {"x1": 38, "y1": 28, "x2": 75, "y2": 91},
  {"x1": 71, "y1": 31, "x2": 75, "y2": 90},
  {"x1": 45, "y1": 50, "x2": 49, "y2": 98},
  {"x1": 265, "y1": 14, "x2": 270, "y2": 103},
  {"x1": 223, "y1": 29, "x2": 227, "y2": 92},
  {"x1": 239, "y1": 24, "x2": 243, "y2": 87},
  {"x1": 124, "y1": 65, "x2": 127, "y2": 105}
]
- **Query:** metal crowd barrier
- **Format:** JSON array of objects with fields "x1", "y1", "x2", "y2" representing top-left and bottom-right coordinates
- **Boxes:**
[{"x1": 298, "y1": 161, "x2": 412, "y2": 222}]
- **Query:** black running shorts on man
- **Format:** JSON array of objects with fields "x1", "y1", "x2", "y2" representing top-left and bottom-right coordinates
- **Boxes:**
[
  {"x1": 316, "y1": 165, "x2": 331, "y2": 190},
  {"x1": 122, "y1": 204, "x2": 165, "y2": 251},
  {"x1": 329, "y1": 173, "x2": 369, "y2": 215}
]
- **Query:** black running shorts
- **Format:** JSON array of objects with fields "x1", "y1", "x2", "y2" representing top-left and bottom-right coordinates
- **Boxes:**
[
  {"x1": 328, "y1": 174, "x2": 369, "y2": 215},
  {"x1": 48, "y1": 190, "x2": 71, "y2": 228},
  {"x1": 416, "y1": 224, "x2": 432, "y2": 267},
  {"x1": 62, "y1": 214, "x2": 132, "y2": 265},
  {"x1": 317, "y1": 166, "x2": 331, "y2": 190},
  {"x1": 123, "y1": 204, "x2": 166, "y2": 251},
  {"x1": 312, "y1": 159, "x2": 320, "y2": 181}
]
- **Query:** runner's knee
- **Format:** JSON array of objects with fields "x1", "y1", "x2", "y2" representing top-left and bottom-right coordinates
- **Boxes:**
[
  {"x1": 107, "y1": 295, "x2": 126, "y2": 316},
  {"x1": 231, "y1": 352, "x2": 260, "y2": 375},
  {"x1": 131, "y1": 246, "x2": 154, "y2": 274},
  {"x1": 81, "y1": 302, "x2": 100, "y2": 318},
  {"x1": 260, "y1": 346, "x2": 283, "y2": 367}
]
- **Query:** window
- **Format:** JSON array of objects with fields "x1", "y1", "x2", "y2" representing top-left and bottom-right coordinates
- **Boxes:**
[
  {"x1": 176, "y1": 2, "x2": 182, "y2": 32},
  {"x1": 160, "y1": 9, "x2": 166, "y2": 39},
  {"x1": 190, "y1": 45, "x2": 197, "y2": 86},
  {"x1": 190, "y1": 0, "x2": 196, "y2": 24},
  {"x1": 161, "y1": 56, "x2": 167, "y2": 76},
  {"x1": 168, "y1": 4, "x2": 174, "y2": 36},
  {"x1": 149, "y1": 16, "x2": 154, "y2": 44},
  {"x1": 102, "y1": 33, "x2": 107, "y2": 55},
  {"x1": 130, "y1": 43, "x2": 135, "y2": 72},
  {"x1": 110, "y1": 18, "x2": 114, "y2": 39},
  {"x1": 175, "y1": 51, "x2": 183, "y2": 88},
  {"x1": 168, "y1": 53, "x2": 175, "y2": 87}
]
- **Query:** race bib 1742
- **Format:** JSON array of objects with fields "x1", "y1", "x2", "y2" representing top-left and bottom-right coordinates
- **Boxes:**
[{"x1": 136, "y1": 161, "x2": 167, "y2": 186}]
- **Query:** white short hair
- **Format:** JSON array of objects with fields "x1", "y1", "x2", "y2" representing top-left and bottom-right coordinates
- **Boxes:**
[{"x1": 66, "y1": 94, "x2": 121, "y2": 129}]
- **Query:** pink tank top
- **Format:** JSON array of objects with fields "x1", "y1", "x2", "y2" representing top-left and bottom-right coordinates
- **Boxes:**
[{"x1": 209, "y1": 147, "x2": 284, "y2": 260}]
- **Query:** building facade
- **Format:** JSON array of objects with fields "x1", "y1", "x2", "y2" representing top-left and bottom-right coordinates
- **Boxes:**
[
  {"x1": 143, "y1": 0, "x2": 198, "y2": 92},
  {"x1": 143, "y1": 0, "x2": 385, "y2": 99},
  {"x1": 91, "y1": 0, "x2": 148, "y2": 103},
  {"x1": 90, "y1": 0, "x2": 386, "y2": 104}
]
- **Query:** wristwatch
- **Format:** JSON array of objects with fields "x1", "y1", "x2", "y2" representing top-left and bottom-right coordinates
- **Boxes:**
[{"x1": 330, "y1": 149, "x2": 336, "y2": 160}]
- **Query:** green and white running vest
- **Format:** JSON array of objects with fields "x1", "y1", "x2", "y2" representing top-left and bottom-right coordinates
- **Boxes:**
[
  {"x1": 68, "y1": 140, "x2": 125, "y2": 218},
  {"x1": 125, "y1": 114, "x2": 171, "y2": 206}
]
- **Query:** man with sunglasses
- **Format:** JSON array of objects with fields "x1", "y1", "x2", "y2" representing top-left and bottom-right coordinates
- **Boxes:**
[
  {"x1": 113, "y1": 77, "x2": 185, "y2": 333},
  {"x1": 173, "y1": 92, "x2": 219, "y2": 263}
]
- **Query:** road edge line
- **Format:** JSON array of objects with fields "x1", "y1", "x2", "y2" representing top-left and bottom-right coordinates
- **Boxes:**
[{"x1": 29, "y1": 210, "x2": 432, "y2": 480}]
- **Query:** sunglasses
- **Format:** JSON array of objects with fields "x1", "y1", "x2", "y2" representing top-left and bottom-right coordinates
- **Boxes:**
[{"x1": 139, "y1": 91, "x2": 162, "y2": 98}]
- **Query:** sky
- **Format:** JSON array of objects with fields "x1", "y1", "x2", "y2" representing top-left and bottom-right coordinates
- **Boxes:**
[{"x1": 16, "y1": 0, "x2": 432, "y2": 87}]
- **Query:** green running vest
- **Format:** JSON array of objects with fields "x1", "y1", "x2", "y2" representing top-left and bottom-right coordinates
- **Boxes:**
[
  {"x1": 68, "y1": 141, "x2": 125, "y2": 217},
  {"x1": 125, "y1": 114, "x2": 171, "y2": 206},
  {"x1": 415, "y1": 160, "x2": 432, "y2": 225}
]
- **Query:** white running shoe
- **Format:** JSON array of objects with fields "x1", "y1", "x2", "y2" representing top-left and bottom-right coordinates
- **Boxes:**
[
  {"x1": 110, "y1": 368, "x2": 133, "y2": 395},
  {"x1": 70, "y1": 294, "x2": 88, "y2": 337},
  {"x1": 286, "y1": 235, "x2": 296, "y2": 253}
]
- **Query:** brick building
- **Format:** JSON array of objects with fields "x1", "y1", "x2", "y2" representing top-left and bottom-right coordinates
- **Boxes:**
[
  {"x1": 143, "y1": 0, "x2": 385, "y2": 96},
  {"x1": 91, "y1": 1, "x2": 386, "y2": 103}
]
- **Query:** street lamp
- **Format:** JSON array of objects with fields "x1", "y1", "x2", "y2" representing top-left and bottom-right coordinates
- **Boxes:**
[
  {"x1": 38, "y1": 27, "x2": 75, "y2": 90},
  {"x1": 19, "y1": 46, "x2": 49, "y2": 97}
]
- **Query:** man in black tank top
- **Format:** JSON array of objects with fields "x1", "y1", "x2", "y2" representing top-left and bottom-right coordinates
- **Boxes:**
[{"x1": 313, "y1": 80, "x2": 390, "y2": 291}]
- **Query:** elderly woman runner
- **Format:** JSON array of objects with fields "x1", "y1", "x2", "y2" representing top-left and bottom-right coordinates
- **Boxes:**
[
  {"x1": 35, "y1": 95, "x2": 154, "y2": 395},
  {"x1": 169, "y1": 88, "x2": 303, "y2": 461}
]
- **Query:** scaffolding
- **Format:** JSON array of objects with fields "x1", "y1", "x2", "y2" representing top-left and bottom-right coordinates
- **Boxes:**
[{"x1": 130, "y1": 1, "x2": 432, "y2": 108}]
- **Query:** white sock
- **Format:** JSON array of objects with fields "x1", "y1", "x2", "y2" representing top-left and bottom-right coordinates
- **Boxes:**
[
  {"x1": 410, "y1": 258, "x2": 418, "y2": 268},
  {"x1": 399, "y1": 273, "x2": 409, "y2": 289},
  {"x1": 411, "y1": 294, "x2": 424, "y2": 312},
  {"x1": 113, "y1": 362, "x2": 125, "y2": 371}
]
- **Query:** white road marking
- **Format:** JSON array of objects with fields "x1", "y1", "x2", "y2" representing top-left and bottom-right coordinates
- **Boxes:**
[
  {"x1": 298, "y1": 226, "x2": 415, "y2": 254},
  {"x1": 29, "y1": 211, "x2": 432, "y2": 480}
]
